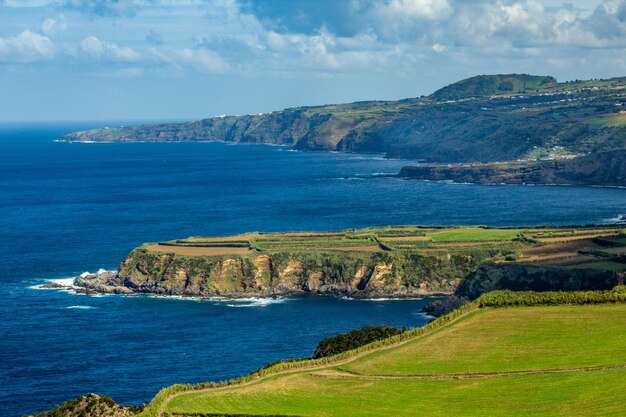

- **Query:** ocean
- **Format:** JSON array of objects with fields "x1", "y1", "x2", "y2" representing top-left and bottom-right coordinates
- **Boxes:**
[{"x1": 1, "y1": 122, "x2": 625, "y2": 416}]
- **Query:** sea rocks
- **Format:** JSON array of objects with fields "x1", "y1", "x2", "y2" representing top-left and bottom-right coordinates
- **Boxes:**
[
  {"x1": 29, "y1": 393, "x2": 140, "y2": 417},
  {"x1": 74, "y1": 271, "x2": 133, "y2": 295}
]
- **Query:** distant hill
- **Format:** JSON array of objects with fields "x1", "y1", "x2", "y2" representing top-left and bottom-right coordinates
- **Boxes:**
[
  {"x1": 430, "y1": 74, "x2": 556, "y2": 100},
  {"x1": 61, "y1": 74, "x2": 626, "y2": 181}
]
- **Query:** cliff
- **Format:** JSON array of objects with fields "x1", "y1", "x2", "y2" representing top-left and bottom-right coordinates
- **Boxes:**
[
  {"x1": 60, "y1": 74, "x2": 626, "y2": 166},
  {"x1": 76, "y1": 247, "x2": 477, "y2": 298},
  {"x1": 456, "y1": 263, "x2": 622, "y2": 299},
  {"x1": 398, "y1": 150, "x2": 626, "y2": 187},
  {"x1": 73, "y1": 226, "x2": 626, "y2": 299}
]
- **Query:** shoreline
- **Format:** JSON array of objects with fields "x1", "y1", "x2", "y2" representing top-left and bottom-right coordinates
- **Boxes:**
[{"x1": 35, "y1": 271, "x2": 449, "y2": 301}]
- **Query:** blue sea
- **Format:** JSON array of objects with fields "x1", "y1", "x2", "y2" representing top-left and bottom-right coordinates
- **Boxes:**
[{"x1": 1, "y1": 122, "x2": 625, "y2": 416}]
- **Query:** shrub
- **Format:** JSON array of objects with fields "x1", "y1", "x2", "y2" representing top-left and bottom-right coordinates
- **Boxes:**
[{"x1": 312, "y1": 325, "x2": 402, "y2": 359}]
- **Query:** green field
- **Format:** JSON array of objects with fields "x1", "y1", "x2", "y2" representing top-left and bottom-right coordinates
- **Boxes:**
[
  {"x1": 163, "y1": 303, "x2": 626, "y2": 417},
  {"x1": 427, "y1": 228, "x2": 526, "y2": 242}
]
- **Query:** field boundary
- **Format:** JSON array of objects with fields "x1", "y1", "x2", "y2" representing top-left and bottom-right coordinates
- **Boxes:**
[{"x1": 322, "y1": 363, "x2": 626, "y2": 380}]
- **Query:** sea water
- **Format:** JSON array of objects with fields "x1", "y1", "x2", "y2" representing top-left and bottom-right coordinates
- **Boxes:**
[{"x1": 1, "y1": 122, "x2": 625, "y2": 415}]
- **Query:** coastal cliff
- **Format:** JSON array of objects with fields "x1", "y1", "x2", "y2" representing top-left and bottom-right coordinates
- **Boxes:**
[
  {"x1": 73, "y1": 226, "x2": 626, "y2": 299},
  {"x1": 60, "y1": 74, "x2": 626, "y2": 168},
  {"x1": 75, "y1": 247, "x2": 476, "y2": 298},
  {"x1": 398, "y1": 150, "x2": 626, "y2": 187}
]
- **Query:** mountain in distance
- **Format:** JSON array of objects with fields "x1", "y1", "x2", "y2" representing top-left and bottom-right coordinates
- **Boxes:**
[{"x1": 62, "y1": 74, "x2": 626, "y2": 186}]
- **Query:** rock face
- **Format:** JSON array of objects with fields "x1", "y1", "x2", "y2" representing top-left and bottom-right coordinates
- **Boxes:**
[
  {"x1": 455, "y1": 263, "x2": 620, "y2": 299},
  {"x1": 75, "y1": 248, "x2": 480, "y2": 298},
  {"x1": 399, "y1": 150, "x2": 626, "y2": 187},
  {"x1": 30, "y1": 393, "x2": 139, "y2": 417}
]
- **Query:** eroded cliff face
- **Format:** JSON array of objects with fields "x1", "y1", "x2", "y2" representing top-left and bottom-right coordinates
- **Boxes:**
[
  {"x1": 399, "y1": 150, "x2": 626, "y2": 187},
  {"x1": 61, "y1": 110, "x2": 365, "y2": 153},
  {"x1": 455, "y1": 263, "x2": 621, "y2": 299},
  {"x1": 76, "y1": 248, "x2": 478, "y2": 298}
]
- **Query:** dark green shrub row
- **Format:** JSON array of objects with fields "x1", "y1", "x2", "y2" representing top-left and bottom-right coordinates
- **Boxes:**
[
  {"x1": 159, "y1": 242, "x2": 250, "y2": 248},
  {"x1": 478, "y1": 286, "x2": 626, "y2": 307},
  {"x1": 312, "y1": 325, "x2": 403, "y2": 358}
]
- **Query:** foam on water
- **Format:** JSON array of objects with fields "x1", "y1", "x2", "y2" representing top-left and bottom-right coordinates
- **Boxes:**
[
  {"x1": 50, "y1": 277, "x2": 77, "y2": 286},
  {"x1": 224, "y1": 297, "x2": 291, "y2": 307},
  {"x1": 66, "y1": 305, "x2": 96, "y2": 309}
]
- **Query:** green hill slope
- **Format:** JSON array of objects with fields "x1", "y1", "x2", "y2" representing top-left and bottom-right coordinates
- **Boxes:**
[
  {"x1": 163, "y1": 300, "x2": 626, "y2": 417},
  {"x1": 430, "y1": 74, "x2": 556, "y2": 100}
]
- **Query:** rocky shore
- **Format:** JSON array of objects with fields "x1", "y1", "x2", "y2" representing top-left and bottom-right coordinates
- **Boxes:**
[
  {"x1": 398, "y1": 150, "x2": 626, "y2": 187},
  {"x1": 71, "y1": 269, "x2": 450, "y2": 299}
]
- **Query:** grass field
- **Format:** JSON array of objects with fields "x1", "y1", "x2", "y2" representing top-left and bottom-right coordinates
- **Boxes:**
[
  {"x1": 145, "y1": 226, "x2": 625, "y2": 273},
  {"x1": 165, "y1": 304, "x2": 626, "y2": 417},
  {"x1": 145, "y1": 244, "x2": 253, "y2": 256}
]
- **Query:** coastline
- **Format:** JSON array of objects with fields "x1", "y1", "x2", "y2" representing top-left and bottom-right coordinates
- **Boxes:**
[{"x1": 66, "y1": 270, "x2": 450, "y2": 300}]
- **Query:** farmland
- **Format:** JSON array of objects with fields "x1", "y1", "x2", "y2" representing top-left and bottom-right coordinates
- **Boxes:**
[
  {"x1": 73, "y1": 225, "x2": 626, "y2": 299},
  {"x1": 163, "y1": 301, "x2": 626, "y2": 417}
]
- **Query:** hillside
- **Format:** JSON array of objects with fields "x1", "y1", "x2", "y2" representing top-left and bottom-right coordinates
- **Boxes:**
[
  {"x1": 430, "y1": 74, "x2": 556, "y2": 100},
  {"x1": 74, "y1": 226, "x2": 626, "y2": 299},
  {"x1": 60, "y1": 74, "x2": 626, "y2": 165},
  {"x1": 149, "y1": 290, "x2": 626, "y2": 417},
  {"x1": 30, "y1": 289, "x2": 626, "y2": 416}
]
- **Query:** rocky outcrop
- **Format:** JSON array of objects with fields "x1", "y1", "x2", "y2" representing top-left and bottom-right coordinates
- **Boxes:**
[
  {"x1": 455, "y1": 263, "x2": 620, "y2": 299},
  {"x1": 399, "y1": 150, "x2": 626, "y2": 187},
  {"x1": 29, "y1": 393, "x2": 139, "y2": 417},
  {"x1": 74, "y1": 248, "x2": 479, "y2": 298}
]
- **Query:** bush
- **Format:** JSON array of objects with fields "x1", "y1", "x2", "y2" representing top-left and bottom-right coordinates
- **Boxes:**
[
  {"x1": 478, "y1": 286, "x2": 626, "y2": 307},
  {"x1": 312, "y1": 325, "x2": 403, "y2": 359}
]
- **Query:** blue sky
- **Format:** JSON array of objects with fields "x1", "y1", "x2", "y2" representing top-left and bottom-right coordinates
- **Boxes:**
[{"x1": 1, "y1": 0, "x2": 626, "y2": 122}]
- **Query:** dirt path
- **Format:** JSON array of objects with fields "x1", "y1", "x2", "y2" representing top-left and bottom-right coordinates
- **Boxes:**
[{"x1": 316, "y1": 363, "x2": 626, "y2": 380}]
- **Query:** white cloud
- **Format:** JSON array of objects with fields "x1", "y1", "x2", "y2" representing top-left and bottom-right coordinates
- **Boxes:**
[
  {"x1": 80, "y1": 36, "x2": 141, "y2": 61},
  {"x1": 385, "y1": 0, "x2": 453, "y2": 21},
  {"x1": 152, "y1": 46, "x2": 231, "y2": 74},
  {"x1": 41, "y1": 14, "x2": 67, "y2": 35},
  {"x1": 0, "y1": 30, "x2": 55, "y2": 62}
]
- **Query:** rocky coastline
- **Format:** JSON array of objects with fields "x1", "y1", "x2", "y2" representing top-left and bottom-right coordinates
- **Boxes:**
[
  {"x1": 398, "y1": 150, "x2": 626, "y2": 187},
  {"x1": 70, "y1": 269, "x2": 451, "y2": 300}
]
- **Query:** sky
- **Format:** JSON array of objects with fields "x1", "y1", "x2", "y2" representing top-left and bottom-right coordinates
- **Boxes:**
[{"x1": 2, "y1": 0, "x2": 626, "y2": 122}]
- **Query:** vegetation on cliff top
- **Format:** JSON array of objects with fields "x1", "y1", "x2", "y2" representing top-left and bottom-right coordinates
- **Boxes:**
[{"x1": 30, "y1": 394, "x2": 141, "y2": 417}]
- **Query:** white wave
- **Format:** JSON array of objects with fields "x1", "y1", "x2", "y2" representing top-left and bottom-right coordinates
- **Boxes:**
[
  {"x1": 28, "y1": 284, "x2": 48, "y2": 290},
  {"x1": 50, "y1": 277, "x2": 76, "y2": 287},
  {"x1": 66, "y1": 305, "x2": 97, "y2": 309},
  {"x1": 342, "y1": 297, "x2": 423, "y2": 302},
  {"x1": 224, "y1": 297, "x2": 290, "y2": 307},
  {"x1": 602, "y1": 215, "x2": 626, "y2": 225}
]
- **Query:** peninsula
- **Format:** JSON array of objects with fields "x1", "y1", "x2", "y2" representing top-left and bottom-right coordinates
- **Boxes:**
[
  {"x1": 74, "y1": 225, "x2": 626, "y2": 299},
  {"x1": 61, "y1": 74, "x2": 626, "y2": 187}
]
